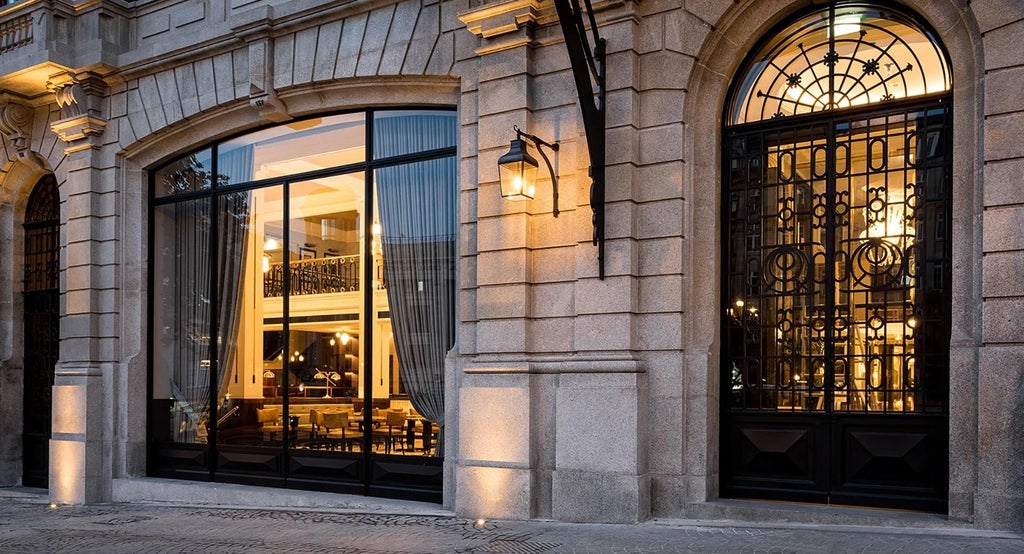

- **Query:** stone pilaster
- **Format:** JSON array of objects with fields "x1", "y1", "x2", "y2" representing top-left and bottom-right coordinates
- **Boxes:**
[
  {"x1": 47, "y1": 70, "x2": 114, "y2": 505},
  {"x1": 456, "y1": 0, "x2": 648, "y2": 523},
  {"x1": 456, "y1": 0, "x2": 539, "y2": 521}
]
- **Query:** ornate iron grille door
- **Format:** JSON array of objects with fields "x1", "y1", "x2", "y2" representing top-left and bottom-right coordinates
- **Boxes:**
[
  {"x1": 721, "y1": 103, "x2": 951, "y2": 511},
  {"x1": 22, "y1": 175, "x2": 59, "y2": 489}
]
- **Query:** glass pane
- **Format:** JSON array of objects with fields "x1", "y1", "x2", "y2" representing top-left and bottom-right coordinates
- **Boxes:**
[
  {"x1": 373, "y1": 156, "x2": 457, "y2": 457},
  {"x1": 373, "y1": 110, "x2": 456, "y2": 159},
  {"x1": 724, "y1": 106, "x2": 950, "y2": 417},
  {"x1": 834, "y1": 109, "x2": 949, "y2": 414},
  {"x1": 154, "y1": 149, "x2": 213, "y2": 197},
  {"x1": 730, "y1": 5, "x2": 951, "y2": 124},
  {"x1": 283, "y1": 174, "x2": 366, "y2": 453},
  {"x1": 223, "y1": 113, "x2": 366, "y2": 187},
  {"x1": 210, "y1": 189, "x2": 278, "y2": 447},
  {"x1": 151, "y1": 198, "x2": 212, "y2": 444}
]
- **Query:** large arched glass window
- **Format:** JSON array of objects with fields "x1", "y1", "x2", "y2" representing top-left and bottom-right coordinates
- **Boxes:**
[
  {"x1": 720, "y1": 2, "x2": 952, "y2": 512},
  {"x1": 149, "y1": 109, "x2": 456, "y2": 501}
]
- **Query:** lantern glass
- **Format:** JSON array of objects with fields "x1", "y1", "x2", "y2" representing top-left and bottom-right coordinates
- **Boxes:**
[{"x1": 497, "y1": 138, "x2": 539, "y2": 200}]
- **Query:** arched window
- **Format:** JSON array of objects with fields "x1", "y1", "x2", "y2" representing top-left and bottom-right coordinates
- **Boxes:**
[
  {"x1": 730, "y1": 3, "x2": 950, "y2": 123},
  {"x1": 22, "y1": 174, "x2": 60, "y2": 488},
  {"x1": 720, "y1": 2, "x2": 952, "y2": 512}
]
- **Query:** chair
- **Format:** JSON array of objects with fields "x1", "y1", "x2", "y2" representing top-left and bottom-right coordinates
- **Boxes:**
[
  {"x1": 322, "y1": 411, "x2": 358, "y2": 451},
  {"x1": 308, "y1": 409, "x2": 325, "y2": 449},
  {"x1": 293, "y1": 409, "x2": 318, "y2": 447},
  {"x1": 195, "y1": 417, "x2": 209, "y2": 444},
  {"x1": 372, "y1": 410, "x2": 407, "y2": 454},
  {"x1": 424, "y1": 422, "x2": 440, "y2": 455},
  {"x1": 321, "y1": 409, "x2": 346, "y2": 448},
  {"x1": 256, "y1": 407, "x2": 283, "y2": 444}
]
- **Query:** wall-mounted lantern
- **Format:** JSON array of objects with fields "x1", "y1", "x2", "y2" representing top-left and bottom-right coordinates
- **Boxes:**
[
  {"x1": 498, "y1": 126, "x2": 560, "y2": 216},
  {"x1": 485, "y1": 0, "x2": 606, "y2": 276}
]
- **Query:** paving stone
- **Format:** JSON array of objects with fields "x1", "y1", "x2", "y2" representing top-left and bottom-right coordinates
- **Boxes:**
[{"x1": 0, "y1": 493, "x2": 1022, "y2": 553}]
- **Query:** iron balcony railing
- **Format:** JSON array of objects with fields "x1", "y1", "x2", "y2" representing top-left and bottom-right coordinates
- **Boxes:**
[
  {"x1": 265, "y1": 256, "x2": 358, "y2": 297},
  {"x1": 264, "y1": 255, "x2": 386, "y2": 297}
]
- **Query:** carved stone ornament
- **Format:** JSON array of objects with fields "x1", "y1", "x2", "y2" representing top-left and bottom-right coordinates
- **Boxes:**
[
  {"x1": 47, "y1": 72, "x2": 109, "y2": 153},
  {"x1": 246, "y1": 37, "x2": 291, "y2": 123},
  {"x1": 47, "y1": 72, "x2": 109, "y2": 121},
  {"x1": 0, "y1": 100, "x2": 32, "y2": 155}
]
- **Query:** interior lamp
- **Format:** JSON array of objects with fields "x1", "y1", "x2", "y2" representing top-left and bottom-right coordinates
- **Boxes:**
[
  {"x1": 497, "y1": 126, "x2": 560, "y2": 216},
  {"x1": 314, "y1": 370, "x2": 341, "y2": 398}
]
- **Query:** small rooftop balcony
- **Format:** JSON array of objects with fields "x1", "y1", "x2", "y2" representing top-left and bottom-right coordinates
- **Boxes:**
[{"x1": 0, "y1": 0, "x2": 128, "y2": 102}]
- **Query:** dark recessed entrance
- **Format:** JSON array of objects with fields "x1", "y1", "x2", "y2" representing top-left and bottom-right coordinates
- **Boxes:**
[
  {"x1": 719, "y1": 3, "x2": 952, "y2": 512},
  {"x1": 22, "y1": 174, "x2": 59, "y2": 489}
]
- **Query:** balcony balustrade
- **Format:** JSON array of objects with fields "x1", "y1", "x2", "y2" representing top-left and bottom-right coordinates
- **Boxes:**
[{"x1": 265, "y1": 255, "x2": 359, "y2": 298}]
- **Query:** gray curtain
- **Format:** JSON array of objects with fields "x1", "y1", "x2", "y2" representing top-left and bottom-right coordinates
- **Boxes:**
[
  {"x1": 375, "y1": 112, "x2": 456, "y2": 456},
  {"x1": 170, "y1": 195, "x2": 212, "y2": 443},
  {"x1": 214, "y1": 146, "x2": 254, "y2": 404},
  {"x1": 215, "y1": 191, "x2": 251, "y2": 405},
  {"x1": 167, "y1": 146, "x2": 253, "y2": 442}
]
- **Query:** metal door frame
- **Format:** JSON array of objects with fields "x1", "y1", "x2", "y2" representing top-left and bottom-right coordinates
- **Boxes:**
[{"x1": 720, "y1": 97, "x2": 952, "y2": 512}]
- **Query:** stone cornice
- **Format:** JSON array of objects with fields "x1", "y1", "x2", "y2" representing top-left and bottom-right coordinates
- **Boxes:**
[
  {"x1": 459, "y1": 0, "x2": 637, "y2": 55},
  {"x1": 51, "y1": 115, "x2": 107, "y2": 154},
  {"x1": 459, "y1": 0, "x2": 545, "y2": 40},
  {"x1": 464, "y1": 355, "x2": 645, "y2": 374}
]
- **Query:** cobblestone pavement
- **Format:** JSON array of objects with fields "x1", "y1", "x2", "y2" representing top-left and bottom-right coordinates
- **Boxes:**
[{"x1": 0, "y1": 496, "x2": 1022, "y2": 554}]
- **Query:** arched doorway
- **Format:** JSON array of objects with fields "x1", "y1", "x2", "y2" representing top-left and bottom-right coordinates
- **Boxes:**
[
  {"x1": 22, "y1": 174, "x2": 59, "y2": 488},
  {"x1": 720, "y1": 2, "x2": 952, "y2": 511}
]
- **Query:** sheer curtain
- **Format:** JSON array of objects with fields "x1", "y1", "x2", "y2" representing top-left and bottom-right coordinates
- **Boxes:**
[
  {"x1": 169, "y1": 196, "x2": 212, "y2": 443},
  {"x1": 166, "y1": 146, "x2": 253, "y2": 443},
  {"x1": 214, "y1": 146, "x2": 254, "y2": 406},
  {"x1": 375, "y1": 112, "x2": 456, "y2": 456}
]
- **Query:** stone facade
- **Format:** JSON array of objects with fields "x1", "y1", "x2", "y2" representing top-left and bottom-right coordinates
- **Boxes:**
[{"x1": 0, "y1": 0, "x2": 1021, "y2": 532}]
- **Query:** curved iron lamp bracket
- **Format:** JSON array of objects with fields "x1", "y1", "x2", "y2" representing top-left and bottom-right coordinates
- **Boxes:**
[
  {"x1": 554, "y1": 0, "x2": 606, "y2": 279},
  {"x1": 515, "y1": 125, "x2": 561, "y2": 217}
]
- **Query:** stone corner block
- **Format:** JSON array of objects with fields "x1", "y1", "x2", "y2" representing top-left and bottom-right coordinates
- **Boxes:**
[
  {"x1": 551, "y1": 469, "x2": 650, "y2": 523},
  {"x1": 455, "y1": 464, "x2": 533, "y2": 520}
]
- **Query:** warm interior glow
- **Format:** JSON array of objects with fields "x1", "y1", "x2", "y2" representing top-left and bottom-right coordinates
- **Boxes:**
[
  {"x1": 830, "y1": 14, "x2": 861, "y2": 37},
  {"x1": 861, "y1": 198, "x2": 907, "y2": 244},
  {"x1": 733, "y1": 7, "x2": 951, "y2": 124},
  {"x1": 499, "y1": 157, "x2": 538, "y2": 201}
]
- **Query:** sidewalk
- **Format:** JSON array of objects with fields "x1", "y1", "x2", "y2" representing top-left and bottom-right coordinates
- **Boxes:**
[{"x1": 2, "y1": 484, "x2": 1021, "y2": 553}]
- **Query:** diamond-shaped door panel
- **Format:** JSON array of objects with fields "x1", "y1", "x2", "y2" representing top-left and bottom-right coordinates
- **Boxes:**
[{"x1": 735, "y1": 427, "x2": 811, "y2": 479}]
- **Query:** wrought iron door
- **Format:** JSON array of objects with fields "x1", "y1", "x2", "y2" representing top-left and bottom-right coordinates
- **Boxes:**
[
  {"x1": 22, "y1": 175, "x2": 59, "y2": 489},
  {"x1": 721, "y1": 102, "x2": 951, "y2": 511}
]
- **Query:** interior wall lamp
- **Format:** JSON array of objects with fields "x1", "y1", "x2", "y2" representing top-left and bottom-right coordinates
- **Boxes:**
[{"x1": 498, "y1": 126, "x2": 560, "y2": 217}]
